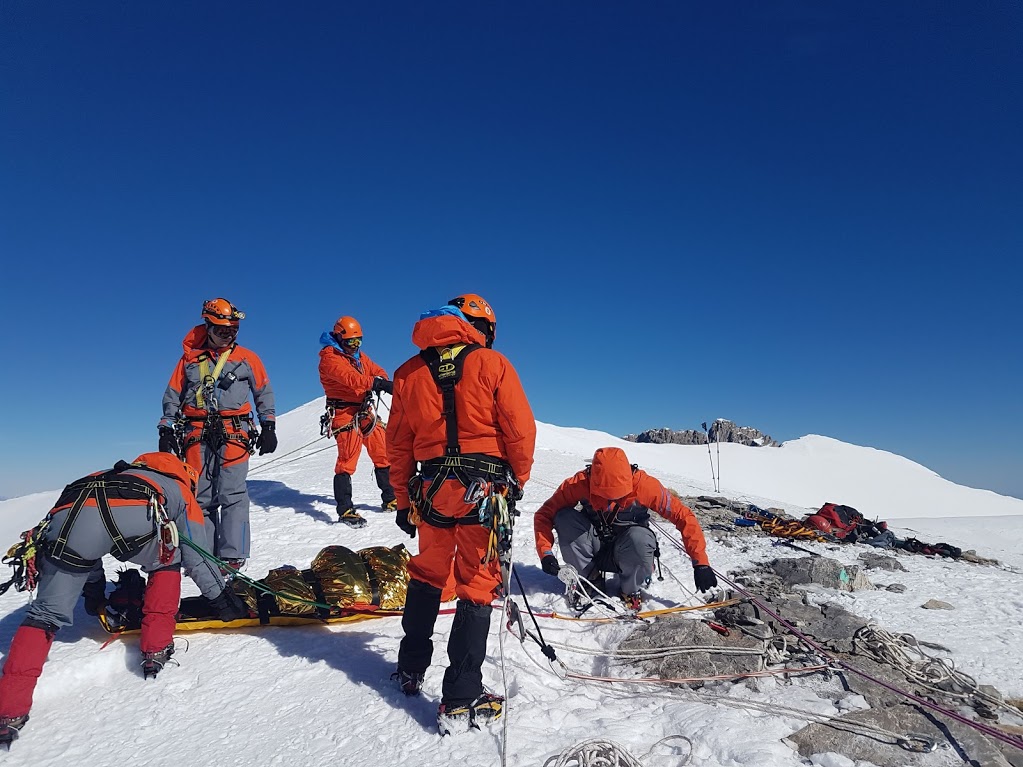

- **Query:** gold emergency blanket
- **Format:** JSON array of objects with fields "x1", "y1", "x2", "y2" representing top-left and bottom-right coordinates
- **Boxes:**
[{"x1": 358, "y1": 545, "x2": 411, "y2": 610}]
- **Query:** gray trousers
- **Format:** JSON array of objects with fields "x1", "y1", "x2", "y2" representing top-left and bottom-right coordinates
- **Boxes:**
[
  {"x1": 196, "y1": 443, "x2": 250, "y2": 560},
  {"x1": 553, "y1": 507, "x2": 657, "y2": 595}
]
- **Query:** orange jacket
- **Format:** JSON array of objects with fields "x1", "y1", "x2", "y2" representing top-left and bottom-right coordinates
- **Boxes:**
[
  {"x1": 387, "y1": 313, "x2": 536, "y2": 509},
  {"x1": 160, "y1": 325, "x2": 275, "y2": 425},
  {"x1": 533, "y1": 447, "x2": 709, "y2": 567},
  {"x1": 318, "y1": 338, "x2": 389, "y2": 427}
]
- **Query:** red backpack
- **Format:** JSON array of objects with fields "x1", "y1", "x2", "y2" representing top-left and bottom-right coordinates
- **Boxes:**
[{"x1": 804, "y1": 503, "x2": 865, "y2": 541}]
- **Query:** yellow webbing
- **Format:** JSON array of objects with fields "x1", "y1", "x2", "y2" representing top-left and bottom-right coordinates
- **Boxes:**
[{"x1": 195, "y1": 348, "x2": 233, "y2": 409}]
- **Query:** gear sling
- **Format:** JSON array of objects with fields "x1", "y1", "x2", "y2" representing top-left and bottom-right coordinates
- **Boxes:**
[
  {"x1": 408, "y1": 344, "x2": 516, "y2": 529},
  {"x1": 178, "y1": 348, "x2": 257, "y2": 457}
]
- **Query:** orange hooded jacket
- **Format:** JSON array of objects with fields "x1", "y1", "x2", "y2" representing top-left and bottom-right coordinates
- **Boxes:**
[
  {"x1": 160, "y1": 325, "x2": 275, "y2": 425},
  {"x1": 533, "y1": 447, "x2": 709, "y2": 566},
  {"x1": 318, "y1": 341, "x2": 389, "y2": 429},
  {"x1": 387, "y1": 312, "x2": 536, "y2": 509}
]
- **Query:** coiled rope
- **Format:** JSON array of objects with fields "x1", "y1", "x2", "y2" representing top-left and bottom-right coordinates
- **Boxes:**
[{"x1": 542, "y1": 736, "x2": 693, "y2": 767}]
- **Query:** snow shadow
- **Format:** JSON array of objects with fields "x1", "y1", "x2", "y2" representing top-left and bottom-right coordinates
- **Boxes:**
[
  {"x1": 259, "y1": 624, "x2": 439, "y2": 731},
  {"x1": 0, "y1": 597, "x2": 107, "y2": 647},
  {"x1": 248, "y1": 479, "x2": 335, "y2": 524}
]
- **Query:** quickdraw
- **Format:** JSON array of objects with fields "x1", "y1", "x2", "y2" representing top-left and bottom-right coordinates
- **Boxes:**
[
  {"x1": 151, "y1": 496, "x2": 179, "y2": 566},
  {"x1": 0, "y1": 516, "x2": 52, "y2": 596}
]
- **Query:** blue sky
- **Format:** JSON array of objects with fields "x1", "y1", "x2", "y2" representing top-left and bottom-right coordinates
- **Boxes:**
[{"x1": 1, "y1": 2, "x2": 1020, "y2": 500}]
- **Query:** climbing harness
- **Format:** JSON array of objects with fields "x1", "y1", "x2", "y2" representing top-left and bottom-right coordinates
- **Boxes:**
[{"x1": 320, "y1": 392, "x2": 381, "y2": 439}]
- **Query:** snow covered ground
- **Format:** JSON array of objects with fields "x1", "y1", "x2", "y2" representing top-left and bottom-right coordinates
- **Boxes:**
[{"x1": 1, "y1": 400, "x2": 1021, "y2": 766}]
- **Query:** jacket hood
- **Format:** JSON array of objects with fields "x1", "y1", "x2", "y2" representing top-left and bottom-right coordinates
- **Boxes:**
[
  {"x1": 411, "y1": 309, "x2": 487, "y2": 350},
  {"x1": 130, "y1": 452, "x2": 199, "y2": 493},
  {"x1": 590, "y1": 447, "x2": 634, "y2": 500},
  {"x1": 320, "y1": 329, "x2": 360, "y2": 361},
  {"x1": 182, "y1": 324, "x2": 209, "y2": 356}
]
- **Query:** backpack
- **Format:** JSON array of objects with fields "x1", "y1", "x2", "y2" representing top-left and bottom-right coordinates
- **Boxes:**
[{"x1": 804, "y1": 502, "x2": 865, "y2": 542}]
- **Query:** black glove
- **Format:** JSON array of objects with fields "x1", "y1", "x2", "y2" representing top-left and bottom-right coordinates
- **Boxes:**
[
  {"x1": 541, "y1": 554, "x2": 561, "y2": 576},
  {"x1": 158, "y1": 426, "x2": 178, "y2": 455},
  {"x1": 395, "y1": 508, "x2": 417, "y2": 538},
  {"x1": 693, "y1": 564, "x2": 718, "y2": 593},
  {"x1": 372, "y1": 377, "x2": 394, "y2": 395},
  {"x1": 255, "y1": 422, "x2": 278, "y2": 455},
  {"x1": 82, "y1": 579, "x2": 107, "y2": 617},
  {"x1": 210, "y1": 588, "x2": 250, "y2": 622}
]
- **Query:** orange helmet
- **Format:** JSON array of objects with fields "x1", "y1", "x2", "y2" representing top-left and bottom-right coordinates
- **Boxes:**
[
  {"x1": 803, "y1": 514, "x2": 833, "y2": 534},
  {"x1": 202, "y1": 297, "x2": 245, "y2": 327},
  {"x1": 332, "y1": 316, "x2": 363, "y2": 339},
  {"x1": 449, "y1": 293, "x2": 496, "y2": 348}
]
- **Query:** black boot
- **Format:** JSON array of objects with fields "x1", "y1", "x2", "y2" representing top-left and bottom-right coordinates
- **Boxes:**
[
  {"x1": 140, "y1": 643, "x2": 176, "y2": 679},
  {"x1": 441, "y1": 600, "x2": 493, "y2": 707},
  {"x1": 374, "y1": 466, "x2": 396, "y2": 510},
  {"x1": 398, "y1": 579, "x2": 443, "y2": 681},
  {"x1": 0, "y1": 716, "x2": 28, "y2": 749},
  {"x1": 333, "y1": 473, "x2": 365, "y2": 526}
]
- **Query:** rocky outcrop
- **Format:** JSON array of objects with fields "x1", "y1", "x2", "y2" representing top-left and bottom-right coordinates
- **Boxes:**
[{"x1": 624, "y1": 419, "x2": 779, "y2": 447}]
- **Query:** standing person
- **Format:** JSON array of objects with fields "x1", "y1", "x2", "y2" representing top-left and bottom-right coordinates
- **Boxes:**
[
  {"x1": 388, "y1": 293, "x2": 536, "y2": 735},
  {"x1": 318, "y1": 315, "x2": 396, "y2": 528},
  {"x1": 0, "y1": 452, "x2": 249, "y2": 747},
  {"x1": 158, "y1": 298, "x2": 277, "y2": 571},
  {"x1": 534, "y1": 446, "x2": 717, "y2": 611}
]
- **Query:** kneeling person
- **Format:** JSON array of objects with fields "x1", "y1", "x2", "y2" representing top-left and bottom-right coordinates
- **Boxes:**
[
  {"x1": 0, "y1": 452, "x2": 249, "y2": 746},
  {"x1": 534, "y1": 447, "x2": 717, "y2": 611}
]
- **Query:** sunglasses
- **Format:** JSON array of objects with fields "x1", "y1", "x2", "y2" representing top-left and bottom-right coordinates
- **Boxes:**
[
  {"x1": 208, "y1": 325, "x2": 239, "y2": 338},
  {"x1": 342, "y1": 337, "x2": 362, "y2": 349}
]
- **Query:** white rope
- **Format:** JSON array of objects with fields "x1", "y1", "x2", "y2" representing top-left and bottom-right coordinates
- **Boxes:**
[
  {"x1": 853, "y1": 623, "x2": 1014, "y2": 714},
  {"x1": 542, "y1": 736, "x2": 693, "y2": 767}
]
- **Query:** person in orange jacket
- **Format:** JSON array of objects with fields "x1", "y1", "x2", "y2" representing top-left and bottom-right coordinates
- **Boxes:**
[
  {"x1": 158, "y1": 298, "x2": 276, "y2": 572},
  {"x1": 0, "y1": 452, "x2": 249, "y2": 747},
  {"x1": 318, "y1": 315, "x2": 396, "y2": 528},
  {"x1": 387, "y1": 293, "x2": 535, "y2": 735},
  {"x1": 534, "y1": 446, "x2": 717, "y2": 612}
]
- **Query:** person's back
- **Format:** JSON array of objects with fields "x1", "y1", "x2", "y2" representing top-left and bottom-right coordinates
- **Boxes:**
[{"x1": 388, "y1": 295, "x2": 535, "y2": 735}]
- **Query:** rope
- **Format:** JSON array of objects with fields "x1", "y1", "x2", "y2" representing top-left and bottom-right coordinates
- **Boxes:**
[
  {"x1": 247, "y1": 435, "x2": 334, "y2": 477},
  {"x1": 542, "y1": 736, "x2": 693, "y2": 767},
  {"x1": 648, "y1": 520, "x2": 1023, "y2": 753},
  {"x1": 853, "y1": 624, "x2": 1017, "y2": 716}
]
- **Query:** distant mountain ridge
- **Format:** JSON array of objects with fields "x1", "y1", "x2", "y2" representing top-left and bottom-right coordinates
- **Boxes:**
[{"x1": 624, "y1": 418, "x2": 779, "y2": 447}]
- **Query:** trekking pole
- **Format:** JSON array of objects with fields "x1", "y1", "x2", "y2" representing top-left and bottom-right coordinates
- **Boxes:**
[
  {"x1": 701, "y1": 422, "x2": 718, "y2": 493},
  {"x1": 715, "y1": 420, "x2": 721, "y2": 492}
]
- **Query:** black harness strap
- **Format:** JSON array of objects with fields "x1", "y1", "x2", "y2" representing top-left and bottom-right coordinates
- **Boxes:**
[
  {"x1": 419, "y1": 344, "x2": 482, "y2": 457},
  {"x1": 47, "y1": 465, "x2": 163, "y2": 571},
  {"x1": 414, "y1": 344, "x2": 512, "y2": 528}
]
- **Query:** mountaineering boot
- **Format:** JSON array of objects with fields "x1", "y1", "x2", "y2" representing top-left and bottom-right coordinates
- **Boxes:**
[
  {"x1": 333, "y1": 473, "x2": 366, "y2": 526},
  {"x1": 140, "y1": 643, "x2": 175, "y2": 679},
  {"x1": 391, "y1": 667, "x2": 425, "y2": 696},
  {"x1": 398, "y1": 579, "x2": 443, "y2": 682},
  {"x1": 374, "y1": 466, "x2": 396, "y2": 510},
  {"x1": 440, "y1": 600, "x2": 492, "y2": 707},
  {"x1": 338, "y1": 508, "x2": 367, "y2": 528},
  {"x1": 437, "y1": 692, "x2": 504, "y2": 736},
  {"x1": 0, "y1": 716, "x2": 28, "y2": 749},
  {"x1": 620, "y1": 592, "x2": 643, "y2": 612}
]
